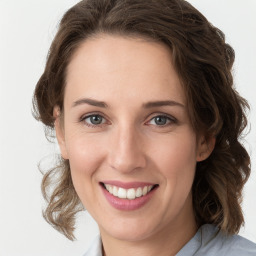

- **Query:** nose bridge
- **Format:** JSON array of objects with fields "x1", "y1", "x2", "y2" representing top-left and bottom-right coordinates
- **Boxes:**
[{"x1": 108, "y1": 122, "x2": 146, "y2": 173}]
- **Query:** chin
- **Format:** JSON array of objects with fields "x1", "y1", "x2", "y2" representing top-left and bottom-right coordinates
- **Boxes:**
[{"x1": 99, "y1": 216, "x2": 159, "y2": 242}]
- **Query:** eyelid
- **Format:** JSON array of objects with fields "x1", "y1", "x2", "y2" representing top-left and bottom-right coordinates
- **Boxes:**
[
  {"x1": 145, "y1": 113, "x2": 177, "y2": 125},
  {"x1": 80, "y1": 111, "x2": 105, "y2": 120},
  {"x1": 79, "y1": 112, "x2": 110, "y2": 127},
  {"x1": 78, "y1": 112, "x2": 177, "y2": 128}
]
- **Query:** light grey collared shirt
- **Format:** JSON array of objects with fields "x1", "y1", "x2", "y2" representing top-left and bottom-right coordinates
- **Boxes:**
[{"x1": 83, "y1": 224, "x2": 256, "y2": 256}]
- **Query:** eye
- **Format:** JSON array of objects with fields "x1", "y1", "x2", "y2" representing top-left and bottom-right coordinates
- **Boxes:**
[
  {"x1": 147, "y1": 115, "x2": 176, "y2": 126},
  {"x1": 81, "y1": 114, "x2": 107, "y2": 127}
]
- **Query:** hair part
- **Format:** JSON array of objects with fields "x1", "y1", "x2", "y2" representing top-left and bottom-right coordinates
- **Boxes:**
[{"x1": 33, "y1": 0, "x2": 250, "y2": 240}]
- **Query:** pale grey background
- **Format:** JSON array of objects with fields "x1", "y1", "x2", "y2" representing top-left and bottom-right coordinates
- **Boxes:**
[{"x1": 0, "y1": 0, "x2": 255, "y2": 255}]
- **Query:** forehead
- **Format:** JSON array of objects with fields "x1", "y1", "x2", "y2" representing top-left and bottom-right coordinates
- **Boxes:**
[{"x1": 65, "y1": 34, "x2": 185, "y2": 107}]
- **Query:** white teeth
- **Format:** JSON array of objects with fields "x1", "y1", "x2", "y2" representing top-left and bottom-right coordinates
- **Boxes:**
[
  {"x1": 118, "y1": 187, "x2": 127, "y2": 199},
  {"x1": 104, "y1": 184, "x2": 155, "y2": 200},
  {"x1": 127, "y1": 188, "x2": 136, "y2": 200},
  {"x1": 135, "y1": 187, "x2": 142, "y2": 198},
  {"x1": 105, "y1": 184, "x2": 111, "y2": 191},
  {"x1": 142, "y1": 186, "x2": 148, "y2": 196},
  {"x1": 113, "y1": 186, "x2": 118, "y2": 196}
]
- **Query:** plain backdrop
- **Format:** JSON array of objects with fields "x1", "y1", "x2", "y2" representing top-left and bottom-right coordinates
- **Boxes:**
[{"x1": 0, "y1": 0, "x2": 255, "y2": 255}]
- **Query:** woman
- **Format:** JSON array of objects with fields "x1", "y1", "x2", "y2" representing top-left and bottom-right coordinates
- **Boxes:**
[{"x1": 33, "y1": 0, "x2": 256, "y2": 255}]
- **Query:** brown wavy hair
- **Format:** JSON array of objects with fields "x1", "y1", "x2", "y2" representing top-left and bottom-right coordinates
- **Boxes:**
[{"x1": 33, "y1": 0, "x2": 250, "y2": 240}]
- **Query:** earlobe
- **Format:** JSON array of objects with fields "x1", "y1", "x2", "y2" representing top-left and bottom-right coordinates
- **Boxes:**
[
  {"x1": 53, "y1": 106, "x2": 69, "y2": 159},
  {"x1": 196, "y1": 135, "x2": 216, "y2": 162}
]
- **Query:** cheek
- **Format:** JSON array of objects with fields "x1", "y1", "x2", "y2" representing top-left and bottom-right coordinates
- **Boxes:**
[
  {"x1": 150, "y1": 131, "x2": 198, "y2": 179},
  {"x1": 65, "y1": 131, "x2": 106, "y2": 169},
  {"x1": 150, "y1": 130, "x2": 198, "y2": 209},
  {"x1": 65, "y1": 134, "x2": 106, "y2": 198},
  {"x1": 153, "y1": 132, "x2": 198, "y2": 213}
]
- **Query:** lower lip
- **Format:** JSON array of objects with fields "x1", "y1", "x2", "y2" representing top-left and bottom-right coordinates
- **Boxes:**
[{"x1": 101, "y1": 185, "x2": 157, "y2": 211}]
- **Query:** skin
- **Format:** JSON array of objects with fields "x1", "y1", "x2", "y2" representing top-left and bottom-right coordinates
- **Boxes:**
[{"x1": 54, "y1": 34, "x2": 215, "y2": 256}]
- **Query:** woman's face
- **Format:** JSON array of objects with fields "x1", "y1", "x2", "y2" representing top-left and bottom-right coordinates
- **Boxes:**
[{"x1": 55, "y1": 35, "x2": 212, "y2": 242}]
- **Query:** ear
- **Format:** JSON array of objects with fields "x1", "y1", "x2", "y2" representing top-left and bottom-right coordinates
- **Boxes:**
[
  {"x1": 196, "y1": 135, "x2": 216, "y2": 162},
  {"x1": 53, "y1": 106, "x2": 69, "y2": 159}
]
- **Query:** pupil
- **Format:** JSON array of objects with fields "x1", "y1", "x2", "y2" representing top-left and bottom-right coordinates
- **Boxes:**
[
  {"x1": 155, "y1": 116, "x2": 167, "y2": 125},
  {"x1": 90, "y1": 115, "x2": 102, "y2": 124}
]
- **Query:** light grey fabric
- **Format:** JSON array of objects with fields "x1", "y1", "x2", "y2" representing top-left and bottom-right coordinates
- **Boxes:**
[
  {"x1": 82, "y1": 224, "x2": 256, "y2": 256},
  {"x1": 176, "y1": 224, "x2": 256, "y2": 256},
  {"x1": 83, "y1": 234, "x2": 102, "y2": 256}
]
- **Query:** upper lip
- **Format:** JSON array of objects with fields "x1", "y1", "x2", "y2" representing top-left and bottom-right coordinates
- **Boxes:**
[{"x1": 100, "y1": 180, "x2": 157, "y2": 189}]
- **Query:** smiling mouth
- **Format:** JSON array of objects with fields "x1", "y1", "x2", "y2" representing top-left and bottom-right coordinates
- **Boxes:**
[{"x1": 100, "y1": 182, "x2": 159, "y2": 200}]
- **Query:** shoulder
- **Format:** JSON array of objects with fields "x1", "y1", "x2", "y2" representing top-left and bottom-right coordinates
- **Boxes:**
[
  {"x1": 197, "y1": 224, "x2": 256, "y2": 256},
  {"x1": 82, "y1": 226, "x2": 256, "y2": 256}
]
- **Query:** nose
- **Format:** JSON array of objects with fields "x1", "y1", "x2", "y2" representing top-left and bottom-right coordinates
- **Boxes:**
[{"x1": 108, "y1": 125, "x2": 146, "y2": 173}]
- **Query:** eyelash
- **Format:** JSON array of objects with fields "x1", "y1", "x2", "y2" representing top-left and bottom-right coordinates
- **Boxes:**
[
  {"x1": 80, "y1": 113, "x2": 108, "y2": 128},
  {"x1": 146, "y1": 114, "x2": 177, "y2": 127},
  {"x1": 80, "y1": 113, "x2": 177, "y2": 128}
]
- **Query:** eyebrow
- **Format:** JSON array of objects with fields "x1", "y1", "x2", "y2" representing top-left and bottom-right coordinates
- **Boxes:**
[
  {"x1": 143, "y1": 100, "x2": 185, "y2": 108},
  {"x1": 72, "y1": 98, "x2": 108, "y2": 108},
  {"x1": 72, "y1": 98, "x2": 184, "y2": 109}
]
